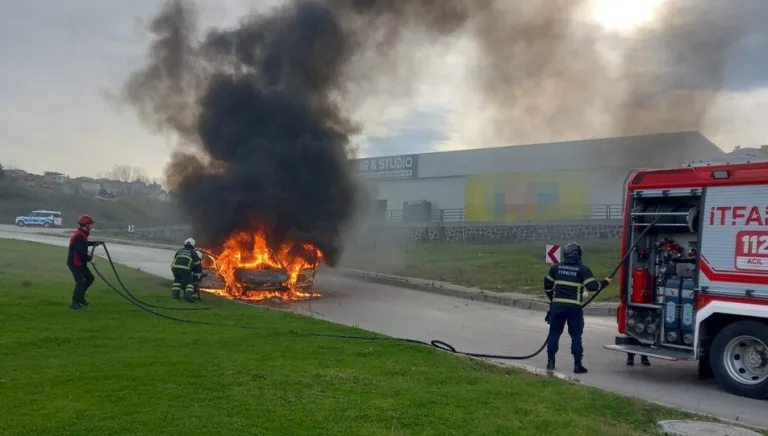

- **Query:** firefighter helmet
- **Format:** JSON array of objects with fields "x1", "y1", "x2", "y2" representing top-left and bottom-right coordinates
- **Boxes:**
[
  {"x1": 184, "y1": 237, "x2": 196, "y2": 247},
  {"x1": 77, "y1": 215, "x2": 94, "y2": 226},
  {"x1": 563, "y1": 241, "x2": 582, "y2": 260}
]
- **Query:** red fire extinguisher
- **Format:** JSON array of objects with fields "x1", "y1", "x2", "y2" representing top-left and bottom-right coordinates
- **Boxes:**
[{"x1": 631, "y1": 267, "x2": 652, "y2": 304}]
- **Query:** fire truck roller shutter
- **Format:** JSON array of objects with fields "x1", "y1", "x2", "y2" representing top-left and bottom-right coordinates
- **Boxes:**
[{"x1": 632, "y1": 203, "x2": 700, "y2": 233}]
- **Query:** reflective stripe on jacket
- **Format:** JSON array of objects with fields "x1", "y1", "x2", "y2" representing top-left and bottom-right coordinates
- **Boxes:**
[
  {"x1": 543, "y1": 261, "x2": 608, "y2": 305},
  {"x1": 171, "y1": 245, "x2": 202, "y2": 274}
]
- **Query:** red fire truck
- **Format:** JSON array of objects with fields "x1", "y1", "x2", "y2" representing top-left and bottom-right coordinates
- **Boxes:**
[{"x1": 604, "y1": 156, "x2": 768, "y2": 399}]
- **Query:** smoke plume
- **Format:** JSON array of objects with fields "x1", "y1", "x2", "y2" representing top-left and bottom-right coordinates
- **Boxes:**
[
  {"x1": 615, "y1": 0, "x2": 765, "y2": 136},
  {"x1": 450, "y1": 0, "x2": 762, "y2": 152},
  {"x1": 122, "y1": 0, "x2": 762, "y2": 264},
  {"x1": 121, "y1": 0, "x2": 475, "y2": 264}
]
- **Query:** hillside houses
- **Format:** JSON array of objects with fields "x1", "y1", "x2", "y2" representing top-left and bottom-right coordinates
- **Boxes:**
[
  {"x1": 43, "y1": 171, "x2": 69, "y2": 184},
  {"x1": 4, "y1": 170, "x2": 171, "y2": 202},
  {"x1": 75, "y1": 177, "x2": 170, "y2": 201},
  {"x1": 5, "y1": 169, "x2": 39, "y2": 187}
]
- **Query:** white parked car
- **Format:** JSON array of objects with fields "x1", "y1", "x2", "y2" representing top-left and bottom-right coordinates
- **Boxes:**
[{"x1": 15, "y1": 210, "x2": 63, "y2": 228}]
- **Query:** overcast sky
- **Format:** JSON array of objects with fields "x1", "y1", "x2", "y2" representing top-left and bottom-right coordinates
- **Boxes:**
[{"x1": 0, "y1": 0, "x2": 766, "y2": 179}]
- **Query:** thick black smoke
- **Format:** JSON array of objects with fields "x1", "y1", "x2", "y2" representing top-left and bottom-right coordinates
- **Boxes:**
[
  {"x1": 122, "y1": 0, "x2": 476, "y2": 265},
  {"x1": 123, "y1": 1, "x2": 360, "y2": 264}
]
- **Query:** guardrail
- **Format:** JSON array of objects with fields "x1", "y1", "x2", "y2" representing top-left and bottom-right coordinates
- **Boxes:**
[{"x1": 381, "y1": 204, "x2": 622, "y2": 223}]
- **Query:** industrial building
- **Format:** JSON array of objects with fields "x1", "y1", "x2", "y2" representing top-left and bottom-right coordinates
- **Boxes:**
[{"x1": 352, "y1": 131, "x2": 726, "y2": 223}]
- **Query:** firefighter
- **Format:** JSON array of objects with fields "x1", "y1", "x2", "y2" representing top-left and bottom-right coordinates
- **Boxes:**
[
  {"x1": 544, "y1": 241, "x2": 612, "y2": 374},
  {"x1": 627, "y1": 353, "x2": 651, "y2": 366},
  {"x1": 171, "y1": 238, "x2": 203, "y2": 302},
  {"x1": 66, "y1": 215, "x2": 103, "y2": 310}
]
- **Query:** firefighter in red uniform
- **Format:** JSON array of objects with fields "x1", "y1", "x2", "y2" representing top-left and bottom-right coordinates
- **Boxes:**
[{"x1": 67, "y1": 215, "x2": 103, "y2": 310}]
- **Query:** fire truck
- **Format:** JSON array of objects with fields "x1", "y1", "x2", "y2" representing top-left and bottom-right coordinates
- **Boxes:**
[{"x1": 603, "y1": 156, "x2": 768, "y2": 399}]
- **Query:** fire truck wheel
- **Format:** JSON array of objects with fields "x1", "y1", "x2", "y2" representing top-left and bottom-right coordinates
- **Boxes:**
[{"x1": 709, "y1": 320, "x2": 768, "y2": 399}]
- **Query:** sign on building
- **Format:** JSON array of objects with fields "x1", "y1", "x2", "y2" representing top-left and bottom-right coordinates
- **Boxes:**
[{"x1": 353, "y1": 154, "x2": 419, "y2": 179}]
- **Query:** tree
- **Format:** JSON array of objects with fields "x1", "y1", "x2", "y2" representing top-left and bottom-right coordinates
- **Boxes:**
[
  {"x1": 132, "y1": 167, "x2": 150, "y2": 184},
  {"x1": 105, "y1": 164, "x2": 133, "y2": 182},
  {"x1": 0, "y1": 163, "x2": 5, "y2": 182},
  {"x1": 104, "y1": 164, "x2": 152, "y2": 183}
]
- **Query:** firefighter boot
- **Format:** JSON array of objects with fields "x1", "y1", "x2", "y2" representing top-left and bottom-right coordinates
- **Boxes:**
[
  {"x1": 183, "y1": 285, "x2": 195, "y2": 303},
  {"x1": 626, "y1": 353, "x2": 635, "y2": 366},
  {"x1": 546, "y1": 354, "x2": 556, "y2": 371},
  {"x1": 171, "y1": 282, "x2": 181, "y2": 299},
  {"x1": 574, "y1": 358, "x2": 588, "y2": 374},
  {"x1": 641, "y1": 356, "x2": 651, "y2": 366}
]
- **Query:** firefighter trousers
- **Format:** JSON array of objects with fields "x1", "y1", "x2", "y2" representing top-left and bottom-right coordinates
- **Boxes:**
[
  {"x1": 69, "y1": 265, "x2": 95, "y2": 304},
  {"x1": 546, "y1": 303, "x2": 585, "y2": 359},
  {"x1": 171, "y1": 268, "x2": 196, "y2": 301}
]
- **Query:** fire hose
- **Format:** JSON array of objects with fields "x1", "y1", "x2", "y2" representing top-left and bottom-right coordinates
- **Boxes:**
[
  {"x1": 89, "y1": 217, "x2": 662, "y2": 362},
  {"x1": 91, "y1": 244, "x2": 212, "y2": 311}
]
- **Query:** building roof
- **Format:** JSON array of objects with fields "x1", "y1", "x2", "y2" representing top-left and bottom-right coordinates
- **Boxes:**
[{"x1": 361, "y1": 131, "x2": 727, "y2": 179}]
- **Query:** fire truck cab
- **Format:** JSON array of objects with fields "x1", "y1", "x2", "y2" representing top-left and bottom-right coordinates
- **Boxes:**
[{"x1": 604, "y1": 156, "x2": 768, "y2": 399}]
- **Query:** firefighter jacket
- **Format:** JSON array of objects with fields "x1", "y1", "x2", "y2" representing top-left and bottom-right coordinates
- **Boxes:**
[
  {"x1": 543, "y1": 260, "x2": 609, "y2": 305},
  {"x1": 67, "y1": 228, "x2": 99, "y2": 267},
  {"x1": 171, "y1": 244, "x2": 203, "y2": 277}
]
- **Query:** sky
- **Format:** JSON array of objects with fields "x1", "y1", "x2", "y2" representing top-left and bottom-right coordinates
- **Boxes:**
[{"x1": 0, "y1": 0, "x2": 766, "y2": 179}]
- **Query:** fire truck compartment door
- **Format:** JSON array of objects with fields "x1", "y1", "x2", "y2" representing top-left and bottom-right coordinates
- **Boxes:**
[{"x1": 700, "y1": 184, "x2": 768, "y2": 298}]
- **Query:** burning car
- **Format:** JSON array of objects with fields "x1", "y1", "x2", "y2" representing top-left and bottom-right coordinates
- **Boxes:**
[{"x1": 198, "y1": 228, "x2": 329, "y2": 302}]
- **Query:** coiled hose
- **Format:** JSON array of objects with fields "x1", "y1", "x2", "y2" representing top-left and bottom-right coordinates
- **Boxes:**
[{"x1": 89, "y1": 217, "x2": 660, "y2": 361}]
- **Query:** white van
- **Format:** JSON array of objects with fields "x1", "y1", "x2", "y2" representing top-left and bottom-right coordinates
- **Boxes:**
[{"x1": 15, "y1": 210, "x2": 63, "y2": 228}]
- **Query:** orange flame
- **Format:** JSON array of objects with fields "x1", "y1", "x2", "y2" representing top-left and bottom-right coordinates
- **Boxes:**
[{"x1": 200, "y1": 228, "x2": 322, "y2": 302}]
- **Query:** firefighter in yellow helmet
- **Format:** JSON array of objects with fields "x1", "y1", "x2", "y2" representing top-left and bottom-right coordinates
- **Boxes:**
[{"x1": 171, "y1": 238, "x2": 203, "y2": 302}]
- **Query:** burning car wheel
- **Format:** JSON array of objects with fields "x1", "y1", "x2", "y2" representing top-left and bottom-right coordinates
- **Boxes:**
[{"x1": 710, "y1": 320, "x2": 768, "y2": 399}]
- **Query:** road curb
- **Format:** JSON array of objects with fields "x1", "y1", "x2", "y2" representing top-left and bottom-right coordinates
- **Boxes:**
[
  {"x1": 489, "y1": 359, "x2": 581, "y2": 383},
  {"x1": 332, "y1": 268, "x2": 619, "y2": 317}
]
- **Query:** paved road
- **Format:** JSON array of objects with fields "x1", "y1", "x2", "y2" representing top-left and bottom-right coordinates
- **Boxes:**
[{"x1": 1, "y1": 226, "x2": 765, "y2": 429}]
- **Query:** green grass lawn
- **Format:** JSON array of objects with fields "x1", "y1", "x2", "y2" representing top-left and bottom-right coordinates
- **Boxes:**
[
  {"x1": 344, "y1": 239, "x2": 622, "y2": 301},
  {"x1": 0, "y1": 239, "x2": 701, "y2": 435}
]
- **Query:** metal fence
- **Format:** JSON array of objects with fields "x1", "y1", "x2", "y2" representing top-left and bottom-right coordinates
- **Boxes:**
[
  {"x1": 121, "y1": 204, "x2": 624, "y2": 235},
  {"x1": 380, "y1": 204, "x2": 622, "y2": 223}
]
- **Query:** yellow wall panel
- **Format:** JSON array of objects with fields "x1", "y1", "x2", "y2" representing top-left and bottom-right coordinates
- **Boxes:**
[
  {"x1": 464, "y1": 170, "x2": 592, "y2": 222},
  {"x1": 465, "y1": 178, "x2": 487, "y2": 222}
]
